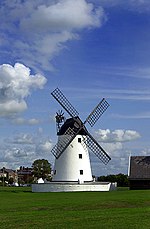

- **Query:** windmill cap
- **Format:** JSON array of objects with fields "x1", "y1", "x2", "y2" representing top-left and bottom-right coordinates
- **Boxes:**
[{"x1": 57, "y1": 117, "x2": 87, "y2": 136}]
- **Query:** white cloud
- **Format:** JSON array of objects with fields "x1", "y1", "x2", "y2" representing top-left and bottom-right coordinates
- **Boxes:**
[
  {"x1": 0, "y1": 0, "x2": 106, "y2": 71},
  {"x1": 0, "y1": 63, "x2": 47, "y2": 117},
  {"x1": 112, "y1": 111, "x2": 150, "y2": 119},
  {"x1": 0, "y1": 132, "x2": 54, "y2": 169},
  {"x1": 12, "y1": 117, "x2": 40, "y2": 125},
  {"x1": 104, "y1": 89, "x2": 150, "y2": 101},
  {"x1": 2, "y1": 147, "x2": 35, "y2": 169},
  {"x1": 0, "y1": 100, "x2": 27, "y2": 117},
  {"x1": 101, "y1": 142, "x2": 123, "y2": 155},
  {"x1": 0, "y1": 127, "x2": 146, "y2": 174},
  {"x1": 89, "y1": 128, "x2": 141, "y2": 175},
  {"x1": 94, "y1": 129, "x2": 140, "y2": 143},
  {"x1": 6, "y1": 134, "x2": 34, "y2": 145},
  {"x1": 35, "y1": 140, "x2": 53, "y2": 154},
  {"x1": 141, "y1": 148, "x2": 150, "y2": 156},
  {"x1": 13, "y1": 148, "x2": 28, "y2": 158},
  {"x1": 62, "y1": 86, "x2": 150, "y2": 101},
  {"x1": 93, "y1": 0, "x2": 150, "y2": 12},
  {"x1": 62, "y1": 65, "x2": 150, "y2": 103},
  {"x1": 96, "y1": 66, "x2": 150, "y2": 80},
  {"x1": 21, "y1": 0, "x2": 104, "y2": 32}
]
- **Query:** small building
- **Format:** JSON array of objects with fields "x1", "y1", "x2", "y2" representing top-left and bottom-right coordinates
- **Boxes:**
[
  {"x1": 17, "y1": 166, "x2": 33, "y2": 185},
  {"x1": 5, "y1": 168, "x2": 18, "y2": 181},
  {"x1": 128, "y1": 156, "x2": 150, "y2": 190},
  {"x1": 0, "y1": 168, "x2": 18, "y2": 184}
]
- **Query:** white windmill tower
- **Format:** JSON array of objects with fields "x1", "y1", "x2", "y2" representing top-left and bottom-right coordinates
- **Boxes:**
[{"x1": 51, "y1": 88, "x2": 111, "y2": 183}]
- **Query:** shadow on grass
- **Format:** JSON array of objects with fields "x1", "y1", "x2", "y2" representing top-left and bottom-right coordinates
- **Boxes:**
[
  {"x1": 0, "y1": 186, "x2": 32, "y2": 193},
  {"x1": 117, "y1": 187, "x2": 129, "y2": 191}
]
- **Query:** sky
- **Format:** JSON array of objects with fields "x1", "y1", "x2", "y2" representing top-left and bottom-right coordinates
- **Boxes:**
[{"x1": 0, "y1": 0, "x2": 150, "y2": 176}]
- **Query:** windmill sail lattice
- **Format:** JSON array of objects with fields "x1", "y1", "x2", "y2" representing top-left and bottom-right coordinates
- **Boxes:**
[
  {"x1": 82, "y1": 134, "x2": 111, "y2": 165},
  {"x1": 51, "y1": 127, "x2": 75, "y2": 158},
  {"x1": 51, "y1": 88, "x2": 79, "y2": 118},
  {"x1": 85, "y1": 98, "x2": 110, "y2": 127}
]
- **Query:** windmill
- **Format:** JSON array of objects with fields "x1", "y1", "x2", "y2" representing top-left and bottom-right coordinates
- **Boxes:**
[{"x1": 51, "y1": 87, "x2": 111, "y2": 182}]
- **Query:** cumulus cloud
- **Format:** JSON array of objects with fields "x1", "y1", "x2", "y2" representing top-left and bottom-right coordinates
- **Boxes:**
[
  {"x1": 2, "y1": 147, "x2": 35, "y2": 169},
  {"x1": 94, "y1": 129, "x2": 140, "y2": 143},
  {"x1": 89, "y1": 128, "x2": 141, "y2": 175},
  {"x1": 0, "y1": 0, "x2": 106, "y2": 70},
  {"x1": 0, "y1": 63, "x2": 47, "y2": 117},
  {"x1": 93, "y1": 128, "x2": 140, "y2": 161},
  {"x1": 102, "y1": 142, "x2": 123, "y2": 154},
  {"x1": 35, "y1": 140, "x2": 53, "y2": 154}
]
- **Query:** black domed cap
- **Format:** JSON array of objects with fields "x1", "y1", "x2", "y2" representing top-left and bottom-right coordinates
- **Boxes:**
[{"x1": 57, "y1": 117, "x2": 87, "y2": 136}]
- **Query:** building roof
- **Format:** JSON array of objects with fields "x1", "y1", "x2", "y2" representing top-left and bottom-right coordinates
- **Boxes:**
[
  {"x1": 17, "y1": 167, "x2": 32, "y2": 175},
  {"x1": 129, "y1": 156, "x2": 150, "y2": 179},
  {"x1": 57, "y1": 117, "x2": 87, "y2": 136},
  {"x1": 0, "y1": 168, "x2": 16, "y2": 174}
]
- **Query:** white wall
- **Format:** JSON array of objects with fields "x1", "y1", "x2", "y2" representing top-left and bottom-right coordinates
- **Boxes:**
[
  {"x1": 32, "y1": 182, "x2": 117, "y2": 192},
  {"x1": 53, "y1": 135, "x2": 93, "y2": 182}
]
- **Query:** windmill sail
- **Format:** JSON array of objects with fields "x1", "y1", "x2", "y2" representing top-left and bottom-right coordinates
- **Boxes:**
[
  {"x1": 85, "y1": 98, "x2": 109, "y2": 127},
  {"x1": 51, "y1": 88, "x2": 79, "y2": 118},
  {"x1": 51, "y1": 127, "x2": 76, "y2": 159},
  {"x1": 82, "y1": 132, "x2": 111, "y2": 165}
]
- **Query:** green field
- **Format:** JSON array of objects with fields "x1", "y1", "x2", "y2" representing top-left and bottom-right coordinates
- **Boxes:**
[{"x1": 0, "y1": 187, "x2": 149, "y2": 229}]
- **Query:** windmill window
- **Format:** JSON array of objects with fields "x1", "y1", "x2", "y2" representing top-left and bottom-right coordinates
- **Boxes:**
[
  {"x1": 80, "y1": 170, "x2": 83, "y2": 175},
  {"x1": 78, "y1": 138, "x2": 81, "y2": 143},
  {"x1": 79, "y1": 154, "x2": 82, "y2": 159},
  {"x1": 54, "y1": 170, "x2": 56, "y2": 175}
]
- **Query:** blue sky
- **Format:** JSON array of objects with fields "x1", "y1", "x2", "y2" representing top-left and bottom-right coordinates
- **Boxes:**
[{"x1": 0, "y1": 0, "x2": 150, "y2": 176}]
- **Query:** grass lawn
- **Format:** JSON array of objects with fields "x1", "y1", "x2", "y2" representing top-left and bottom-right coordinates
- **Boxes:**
[{"x1": 0, "y1": 187, "x2": 149, "y2": 229}]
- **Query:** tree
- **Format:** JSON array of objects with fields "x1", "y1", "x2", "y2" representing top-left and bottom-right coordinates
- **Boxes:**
[
  {"x1": 32, "y1": 159, "x2": 51, "y2": 180},
  {"x1": 116, "y1": 173, "x2": 129, "y2": 187}
]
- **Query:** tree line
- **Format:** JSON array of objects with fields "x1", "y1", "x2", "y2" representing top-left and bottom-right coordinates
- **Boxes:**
[{"x1": 97, "y1": 173, "x2": 129, "y2": 187}]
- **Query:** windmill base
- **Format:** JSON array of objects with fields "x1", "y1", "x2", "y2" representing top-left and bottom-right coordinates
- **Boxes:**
[{"x1": 32, "y1": 182, "x2": 117, "y2": 192}]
